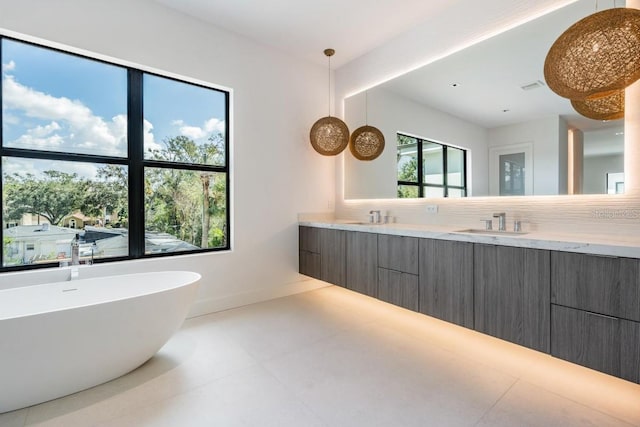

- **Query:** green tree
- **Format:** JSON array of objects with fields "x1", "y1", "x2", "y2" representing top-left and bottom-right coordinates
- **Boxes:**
[
  {"x1": 3, "y1": 171, "x2": 86, "y2": 225},
  {"x1": 146, "y1": 134, "x2": 226, "y2": 248},
  {"x1": 82, "y1": 165, "x2": 128, "y2": 227},
  {"x1": 397, "y1": 134, "x2": 419, "y2": 198}
]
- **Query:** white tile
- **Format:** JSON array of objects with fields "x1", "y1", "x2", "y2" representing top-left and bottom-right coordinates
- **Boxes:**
[
  {"x1": 264, "y1": 321, "x2": 517, "y2": 426},
  {"x1": 0, "y1": 408, "x2": 28, "y2": 427},
  {"x1": 476, "y1": 380, "x2": 637, "y2": 427},
  {"x1": 205, "y1": 287, "x2": 381, "y2": 362},
  {"x1": 515, "y1": 353, "x2": 640, "y2": 426},
  {"x1": 9, "y1": 286, "x2": 640, "y2": 427},
  {"x1": 24, "y1": 323, "x2": 257, "y2": 426},
  {"x1": 94, "y1": 365, "x2": 326, "y2": 427}
]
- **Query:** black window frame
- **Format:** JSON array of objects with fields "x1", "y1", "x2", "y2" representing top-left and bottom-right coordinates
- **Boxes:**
[
  {"x1": 0, "y1": 35, "x2": 231, "y2": 272},
  {"x1": 397, "y1": 133, "x2": 467, "y2": 198}
]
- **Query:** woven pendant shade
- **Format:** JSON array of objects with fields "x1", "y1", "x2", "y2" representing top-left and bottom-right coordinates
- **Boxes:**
[
  {"x1": 571, "y1": 89, "x2": 625, "y2": 120},
  {"x1": 310, "y1": 116, "x2": 350, "y2": 156},
  {"x1": 349, "y1": 125, "x2": 385, "y2": 161},
  {"x1": 544, "y1": 7, "x2": 640, "y2": 100},
  {"x1": 309, "y1": 48, "x2": 349, "y2": 156}
]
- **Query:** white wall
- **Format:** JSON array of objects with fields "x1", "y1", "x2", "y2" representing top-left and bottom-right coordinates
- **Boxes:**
[
  {"x1": 344, "y1": 88, "x2": 488, "y2": 199},
  {"x1": 584, "y1": 155, "x2": 624, "y2": 194},
  {"x1": 0, "y1": 0, "x2": 334, "y2": 315},
  {"x1": 487, "y1": 116, "x2": 568, "y2": 195}
]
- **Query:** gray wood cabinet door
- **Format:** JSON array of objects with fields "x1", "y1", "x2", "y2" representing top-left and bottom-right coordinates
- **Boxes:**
[
  {"x1": 320, "y1": 228, "x2": 346, "y2": 287},
  {"x1": 299, "y1": 226, "x2": 321, "y2": 279},
  {"x1": 346, "y1": 231, "x2": 378, "y2": 297},
  {"x1": 299, "y1": 251, "x2": 321, "y2": 279},
  {"x1": 378, "y1": 268, "x2": 419, "y2": 311},
  {"x1": 378, "y1": 234, "x2": 419, "y2": 274},
  {"x1": 299, "y1": 226, "x2": 320, "y2": 253},
  {"x1": 419, "y1": 239, "x2": 473, "y2": 328},
  {"x1": 474, "y1": 244, "x2": 551, "y2": 353},
  {"x1": 551, "y1": 304, "x2": 621, "y2": 378},
  {"x1": 551, "y1": 252, "x2": 640, "y2": 322}
]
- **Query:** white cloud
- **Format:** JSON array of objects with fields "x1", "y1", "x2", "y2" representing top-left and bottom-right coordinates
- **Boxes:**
[
  {"x1": 9, "y1": 121, "x2": 64, "y2": 150},
  {"x1": 3, "y1": 156, "x2": 100, "y2": 180},
  {"x1": 176, "y1": 117, "x2": 226, "y2": 141},
  {"x1": 144, "y1": 119, "x2": 162, "y2": 152},
  {"x1": 2, "y1": 60, "x2": 16, "y2": 72},
  {"x1": 3, "y1": 75, "x2": 127, "y2": 156},
  {"x1": 204, "y1": 118, "x2": 225, "y2": 135},
  {"x1": 179, "y1": 125, "x2": 206, "y2": 140}
]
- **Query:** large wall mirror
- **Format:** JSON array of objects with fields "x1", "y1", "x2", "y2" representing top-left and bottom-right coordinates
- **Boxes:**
[{"x1": 344, "y1": 0, "x2": 625, "y2": 199}]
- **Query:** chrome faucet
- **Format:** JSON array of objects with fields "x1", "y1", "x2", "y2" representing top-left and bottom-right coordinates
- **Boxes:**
[
  {"x1": 369, "y1": 210, "x2": 381, "y2": 224},
  {"x1": 71, "y1": 234, "x2": 80, "y2": 266},
  {"x1": 493, "y1": 212, "x2": 506, "y2": 232}
]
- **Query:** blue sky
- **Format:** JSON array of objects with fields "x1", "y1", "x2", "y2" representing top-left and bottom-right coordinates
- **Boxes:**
[{"x1": 2, "y1": 38, "x2": 226, "y2": 177}]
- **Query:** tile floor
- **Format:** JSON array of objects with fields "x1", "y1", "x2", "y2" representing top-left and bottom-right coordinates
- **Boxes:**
[{"x1": 2, "y1": 285, "x2": 640, "y2": 427}]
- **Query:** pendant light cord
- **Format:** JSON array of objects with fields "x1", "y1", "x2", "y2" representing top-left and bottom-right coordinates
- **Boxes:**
[
  {"x1": 328, "y1": 54, "x2": 331, "y2": 117},
  {"x1": 365, "y1": 91, "x2": 368, "y2": 125}
]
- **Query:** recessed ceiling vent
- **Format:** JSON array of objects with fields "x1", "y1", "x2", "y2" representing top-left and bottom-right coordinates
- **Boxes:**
[{"x1": 520, "y1": 80, "x2": 546, "y2": 91}]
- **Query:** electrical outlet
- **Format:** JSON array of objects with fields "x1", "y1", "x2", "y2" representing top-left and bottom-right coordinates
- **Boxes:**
[{"x1": 426, "y1": 204, "x2": 438, "y2": 214}]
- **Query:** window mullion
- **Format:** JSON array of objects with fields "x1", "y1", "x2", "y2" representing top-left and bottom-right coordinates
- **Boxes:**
[
  {"x1": 127, "y1": 70, "x2": 145, "y2": 258},
  {"x1": 418, "y1": 138, "x2": 424, "y2": 198}
]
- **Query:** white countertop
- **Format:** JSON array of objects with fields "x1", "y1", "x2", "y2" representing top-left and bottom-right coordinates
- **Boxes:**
[{"x1": 299, "y1": 220, "x2": 640, "y2": 259}]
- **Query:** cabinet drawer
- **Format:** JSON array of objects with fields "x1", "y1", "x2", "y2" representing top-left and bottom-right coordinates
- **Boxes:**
[
  {"x1": 551, "y1": 252, "x2": 640, "y2": 321},
  {"x1": 378, "y1": 268, "x2": 419, "y2": 312},
  {"x1": 378, "y1": 235, "x2": 419, "y2": 274},
  {"x1": 551, "y1": 304, "x2": 621, "y2": 378}
]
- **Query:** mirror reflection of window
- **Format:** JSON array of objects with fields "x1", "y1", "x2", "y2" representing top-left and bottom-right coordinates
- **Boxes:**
[
  {"x1": 499, "y1": 153, "x2": 525, "y2": 196},
  {"x1": 397, "y1": 133, "x2": 467, "y2": 198},
  {"x1": 606, "y1": 172, "x2": 624, "y2": 195}
]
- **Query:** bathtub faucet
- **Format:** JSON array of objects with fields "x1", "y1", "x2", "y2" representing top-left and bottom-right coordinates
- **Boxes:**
[{"x1": 71, "y1": 233, "x2": 80, "y2": 266}]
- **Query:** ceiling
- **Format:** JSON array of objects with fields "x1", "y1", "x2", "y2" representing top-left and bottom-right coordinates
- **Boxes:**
[
  {"x1": 154, "y1": 0, "x2": 460, "y2": 68},
  {"x1": 374, "y1": 0, "x2": 625, "y2": 151},
  {"x1": 153, "y1": 0, "x2": 624, "y2": 152}
]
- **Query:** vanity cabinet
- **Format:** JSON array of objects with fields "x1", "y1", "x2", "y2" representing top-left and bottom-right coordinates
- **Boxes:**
[
  {"x1": 473, "y1": 244, "x2": 551, "y2": 353},
  {"x1": 299, "y1": 226, "x2": 321, "y2": 279},
  {"x1": 299, "y1": 224, "x2": 640, "y2": 383},
  {"x1": 550, "y1": 252, "x2": 640, "y2": 382},
  {"x1": 419, "y1": 239, "x2": 474, "y2": 328},
  {"x1": 377, "y1": 235, "x2": 419, "y2": 310},
  {"x1": 346, "y1": 231, "x2": 378, "y2": 297}
]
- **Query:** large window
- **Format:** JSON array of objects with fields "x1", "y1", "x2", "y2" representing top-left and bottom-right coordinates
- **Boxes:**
[
  {"x1": 1, "y1": 37, "x2": 230, "y2": 270},
  {"x1": 397, "y1": 134, "x2": 467, "y2": 198}
]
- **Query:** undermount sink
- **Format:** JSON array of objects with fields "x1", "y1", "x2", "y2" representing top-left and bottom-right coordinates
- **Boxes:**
[{"x1": 455, "y1": 229, "x2": 528, "y2": 236}]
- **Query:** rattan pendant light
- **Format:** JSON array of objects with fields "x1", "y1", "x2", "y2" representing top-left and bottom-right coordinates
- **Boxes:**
[
  {"x1": 544, "y1": 7, "x2": 640, "y2": 101},
  {"x1": 349, "y1": 91, "x2": 385, "y2": 161},
  {"x1": 571, "y1": 89, "x2": 625, "y2": 120},
  {"x1": 310, "y1": 49, "x2": 349, "y2": 156}
]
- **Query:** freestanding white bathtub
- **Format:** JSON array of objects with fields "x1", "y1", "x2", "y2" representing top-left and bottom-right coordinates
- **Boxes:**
[{"x1": 0, "y1": 270, "x2": 200, "y2": 413}]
